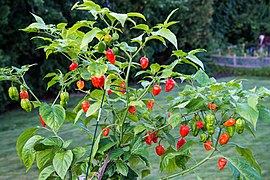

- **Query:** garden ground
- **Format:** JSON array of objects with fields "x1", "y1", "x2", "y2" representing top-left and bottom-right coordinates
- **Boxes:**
[{"x1": 0, "y1": 76, "x2": 270, "y2": 179}]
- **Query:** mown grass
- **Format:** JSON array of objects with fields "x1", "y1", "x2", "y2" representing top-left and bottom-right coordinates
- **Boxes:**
[{"x1": 1, "y1": 76, "x2": 270, "y2": 179}]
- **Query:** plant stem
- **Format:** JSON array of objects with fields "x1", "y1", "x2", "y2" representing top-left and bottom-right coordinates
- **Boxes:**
[
  {"x1": 85, "y1": 90, "x2": 106, "y2": 179},
  {"x1": 162, "y1": 127, "x2": 223, "y2": 179},
  {"x1": 137, "y1": 79, "x2": 155, "y2": 101}
]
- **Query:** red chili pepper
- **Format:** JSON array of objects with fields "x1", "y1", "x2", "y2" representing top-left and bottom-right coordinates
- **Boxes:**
[{"x1": 223, "y1": 118, "x2": 236, "y2": 126}]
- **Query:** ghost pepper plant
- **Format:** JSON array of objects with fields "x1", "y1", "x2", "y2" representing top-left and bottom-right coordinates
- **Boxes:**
[{"x1": 0, "y1": 1, "x2": 268, "y2": 180}]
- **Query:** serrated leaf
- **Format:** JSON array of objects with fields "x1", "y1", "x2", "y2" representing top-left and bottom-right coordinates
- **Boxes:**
[
  {"x1": 16, "y1": 128, "x2": 38, "y2": 161},
  {"x1": 227, "y1": 157, "x2": 262, "y2": 180},
  {"x1": 152, "y1": 28, "x2": 177, "y2": 49},
  {"x1": 22, "y1": 135, "x2": 44, "y2": 172},
  {"x1": 38, "y1": 165, "x2": 55, "y2": 180},
  {"x1": 80, "y1": 27, "x2": 100, "y2": 49},
  {"x1": 236, "y1": 103, "x2": 259, "y2": 130},
  {"x1": 39, "y1": 103, "x2": 66, "y2": 133},
  {"x1": 53, "y1": 150, "x2": 73, "y2": 179}
]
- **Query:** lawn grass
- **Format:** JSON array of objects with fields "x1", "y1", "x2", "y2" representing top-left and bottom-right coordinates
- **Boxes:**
[{"x1": 0, "y1": 76, "x2": 270, "y2": 179}]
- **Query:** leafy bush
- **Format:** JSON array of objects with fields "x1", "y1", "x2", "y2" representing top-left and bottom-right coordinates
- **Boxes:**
[{"x1": 1, "y1": 1, "x2": 269, "y2": 179}]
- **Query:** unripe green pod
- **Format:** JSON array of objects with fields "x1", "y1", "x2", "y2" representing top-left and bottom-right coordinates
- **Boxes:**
[
  {"x1": 206, "y1": 123, "x2": 215, "y2": 135},
  {"x1": 112, "y1": 32, "x2": 119, "y2": 42},
  {"x1": 60, "y1": 100, "x2": 67, "y2": 108},
  {"x1": 225, "y1": 126, "x2": 235, "y2": 137},
  {"x1": 236, "y1": 118, "x2": 245, "y2": 134},
  {"x1": 200, "y1": 133, "x2": 207, "y2": 142},
  {"x1": 206, "y1": 114, "x2": 215, "y2": 125},
  {"x1": 8, "y1": 86, "x2": 19, "y2": 101},
  {"x1": 21, "y1": 99, "x2": 32, "y2": 112},
  {"x1": 60, "y1": 92, "x2": 69, "y2": 102},
  {"x1": 97, "y1": 41, "x2": 106, "y2": 53}
]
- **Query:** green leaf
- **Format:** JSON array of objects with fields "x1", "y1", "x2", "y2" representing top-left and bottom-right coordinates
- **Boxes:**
[
  {"x1": 131, "y1": 24, "x2": 149, "y2": 31},
  {"x1": 134, "y1": 125, "x2": 146, "y2": 135},
  {"x1": 127, "y1": 12, "x2": 146, "y2": 21},
  {"x1": 145, "y1": 35, "x2": 166, "y2": 46},
  {"x1": 38, "y1": 165, "x2": 55, "y2": 180},
  {"x1": 80, "y1": 27, "x2": 101, "y2": 49},
  {"x1": 150, "y1": 63, "x2": 160, "y2": 74},
  {"x1": 86, "y1": 101, "x2": 101, "y2": 117},
  {"x1": 247, "y1": 94, "x2": 259, "y2": 110},
  {"x1": 90, "y1": 132, "x2": 102, "y2": 165},
  {"x1": 152, "y1": 28, "x2": 177, "y2": 49},
  {"x1": 258, "y1": 106, "x2": 270, "y2": 123},
  {"x1": 118, "y1": 42, "x2": 137, "y2": 52},
  {"x1": 74, "y1": 109, "x2": 84, "y2": 124},
  {"x1": 141, "y1": 169, "x2": 151, "y2": 178},
  {"x1": 72, "y1": 146, "x2": 86, "y2": 163},
  {"x1": 39, "y1": 103, "x2": 66, "y2": 133},
  {"x1": 185, "y1": 97, "x2": 205, "y2": 112},
  {"x1": 30, "y1": 13, "x2": 45, "y2": 25},
  {"x1": 109, "y1": 12, "x2": 128, "y2": 27},
  {"x1": 110, "y1": 148, "x2": 125, "y2": 160},
  {"x1": 40, "y1": 137, "x2": 63, "y2": 147},
  {"x1": 172, "y1": 50, "x2": 187, "y2": 58},
  {"x1": 186, "y1": 54, "x2": 204, "y2": 70},
  {"x1": 193, "y1": 69, "x2": 211, "y2": 86},
  {"x1": 235, "y1": 145, "x2": 261, "y2": 175},
  {"x1": 36, "y1": 149, "x2": 53, "y2": 169},
  {"x1": 227, "y1": 157, "x2": 262, "y2": 180},
  {"x1": 236, "y1": 103, "x2": 259, "y2": 129},
  {"x1": 129, "y1": 155, "x2": 140, "y2": 168},
  {"x1": 116, "y1": 160, "x2": 129, "y2": 176},
  {"x1": 98, "y1": 142, "x2": 117, "y2": 155},
  {"x1": 16, "y1": 127, "x2": 38, "y2": 160},
  {"x1": 22, "y1": 135, "x2": 44, "y2": 172},
  {"x1": 131, "y1": 34, "x2": 144, "y2": 45},
  {"x1": 162, "y1": 131, "x2": 175, "y2": 147},
  {"x1": 87, "y1": 62, "x2": 107, "y2": 77},
  {"x1": 164, "y1": 9, "x2": 178, "y2": 25},
  {"x1": 167, "y1": 113, "x2": 182, "y2": 128},
  {"x1": 53, "y1": 150, "x2": 73, "y2": 179}
]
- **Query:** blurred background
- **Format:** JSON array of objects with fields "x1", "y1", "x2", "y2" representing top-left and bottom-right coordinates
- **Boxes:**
[
  {"x1": 1, "y1": 0, "x2": 270, "y2": 112},
  {"x1": 1, "y1": 0, "x2": 270, "y2": 179}
]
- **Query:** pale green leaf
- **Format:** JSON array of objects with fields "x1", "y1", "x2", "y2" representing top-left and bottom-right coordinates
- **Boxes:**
[
  {"x1": 38, "y1": 165, "x2": 55, "y2": 180},
  {"x1": 152, "y1": 28, "x2": 177, "y2": 49},
  {"x1": 53, "y1": 150, "x2": 73, "y2": 179},
  {"x1": 22, "y1": 135, "x2": 44, "y2": 172},
  {"x1": 39, "y1": 103, "x2": 66, "y2": 133}
]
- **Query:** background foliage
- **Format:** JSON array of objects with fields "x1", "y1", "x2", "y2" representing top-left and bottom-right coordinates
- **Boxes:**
[{"x1": 1, "y1": 0, "x2": 270, "y2": 112}]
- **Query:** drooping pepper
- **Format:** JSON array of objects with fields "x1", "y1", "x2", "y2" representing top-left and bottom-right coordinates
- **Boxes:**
[
  {"x1": 235, "y1": 118, "x2": 245, "y2": 134},
  {"x1": 206, "y1": 114, "x2": 215, "y2": 125},
  {"x1": 225, "y1": 126, "x2": 235, "y2": 137},
  {"x1": 8, "y1": 86, "x2": 19, "y2": 101},
  {"x1": 206, "y1": 123, "x2": 215, "y2": 135}
]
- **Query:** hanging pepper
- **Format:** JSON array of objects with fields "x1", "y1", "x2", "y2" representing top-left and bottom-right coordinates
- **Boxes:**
[
  {"x1": 235, "y1": 118, "x2": 245, "y2": 134},
  {"x1": 225, "y1": 126, "x2": 235, "y2": 137}
]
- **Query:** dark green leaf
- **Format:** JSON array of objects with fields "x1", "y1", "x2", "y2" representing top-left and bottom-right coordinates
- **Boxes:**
[
  {"x1": 38, "y1": 165, "x2": 55, "y2": 180},
  {"x1": 116, "y1": 160, "x2": 128, "y2": 176}
]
